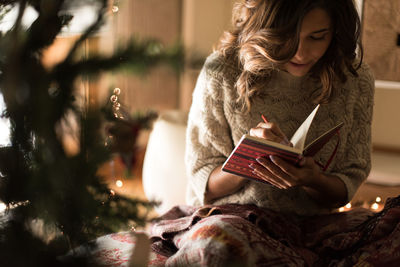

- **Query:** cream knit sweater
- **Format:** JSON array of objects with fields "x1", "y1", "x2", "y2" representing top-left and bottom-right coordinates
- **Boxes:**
[{"x1": 185, "y1": 52, "x2": 375, "y2": 216}]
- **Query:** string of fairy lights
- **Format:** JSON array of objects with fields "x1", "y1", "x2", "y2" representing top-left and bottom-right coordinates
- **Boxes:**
[
  {"x1": 339, "y1": 196, "x2": 384, "y2": 212},
  {"x1": 108, "y1": 87, "x2": 125, "y2": 190}
]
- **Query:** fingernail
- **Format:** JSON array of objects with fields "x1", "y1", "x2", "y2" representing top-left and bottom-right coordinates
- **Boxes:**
[
  {"x1": 248, "y1": 163, "x2": 255, "y2": 169},
  {"x1": 269, "y1": 155, "x2": 277, "y2": 163},
  {"x1": 280, "y1": 138, "x2": 290, "y2": 145}
]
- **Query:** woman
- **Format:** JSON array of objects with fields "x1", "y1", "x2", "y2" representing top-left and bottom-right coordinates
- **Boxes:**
[
  {"x1": 186, "y1": 0, "x2": 373, "y2": 216},
  {"x1": 151, "y1": 0, "x2": 389, "y2": 265}
]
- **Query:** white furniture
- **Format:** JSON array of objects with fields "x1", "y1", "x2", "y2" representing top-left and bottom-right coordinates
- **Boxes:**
[{"x1": 142, "y1": 111, "x2": 188, "y2": 214}]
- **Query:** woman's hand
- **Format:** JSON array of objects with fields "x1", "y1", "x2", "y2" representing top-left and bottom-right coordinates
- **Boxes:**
[
  {"x1": 248, "y1": 120, "x2": 322, "y2": 188},
  {"x1": 249, "y1": 156, "x2": 321, "y2": 189},
  {"x1": 249, "y1": 121, "x2": 291, "y2": 146},
  {"x1": 248, "y1": 120, "x2": 347, "y2": 207},
  {"x1": 250, "y1": 155, "x2": 348, "y2": 208}
]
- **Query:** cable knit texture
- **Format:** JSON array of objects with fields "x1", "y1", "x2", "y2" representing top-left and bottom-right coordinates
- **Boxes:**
[{"x1": 185, "y1": 52, "x2": 375, "y2": 216}]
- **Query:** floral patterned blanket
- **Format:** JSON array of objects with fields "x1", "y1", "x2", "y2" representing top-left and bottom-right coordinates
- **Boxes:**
[{"x1": 82, "y1": 196, "x2": 400, "y2": 266}]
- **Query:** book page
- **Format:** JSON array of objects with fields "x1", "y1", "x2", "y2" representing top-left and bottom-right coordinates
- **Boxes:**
[{"x1": 290, "y1": 105, "x2": 320, "y2": 150}]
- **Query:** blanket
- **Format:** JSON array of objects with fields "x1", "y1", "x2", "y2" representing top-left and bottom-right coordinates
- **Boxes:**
[
  {"x1": 149, "y1": 197, "x2": 400, "y2": 266},
  {"x1": 83, "y1": 196, "x2": 400, "y2": 266}
]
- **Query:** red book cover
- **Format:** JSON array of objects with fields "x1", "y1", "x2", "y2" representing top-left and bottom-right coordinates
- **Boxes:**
[
  {"x1": 222, "y1": 134, "x2": 304, "y2": 183},
  {"x1": 222, "y1": 105, "x2": 343, "y2": 183}
]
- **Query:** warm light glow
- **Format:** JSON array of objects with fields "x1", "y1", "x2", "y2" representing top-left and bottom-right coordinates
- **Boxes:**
[
  {"x1": 339, "y1": 203, "x2": 353, "y2": 212},
  {"x1": 110, "y1": 189, "x2": 115, "y2": 196},
  {"x1": 110, "y1": 95, "x2": 118, "y2": 103},
  {"x1": 375, "y1": 197, "x2": 382, "y2": 203},
  {"x1": 112, "y1": 6, "x2": 119, "y2": 13},
  {"x1": 114, "y1": 88, "x2": 121, "y2": 95},
  {"x1": 116, "y1": 180, "x2": 123, "y2": 187},
  {"x1": 371, "y1": 203, "x2": 379, "y2": 210}
]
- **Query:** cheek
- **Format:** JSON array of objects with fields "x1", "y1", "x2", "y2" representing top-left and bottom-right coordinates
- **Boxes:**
[{"x1": 312, "y1": 40, "x2": 332, "y2": 60}]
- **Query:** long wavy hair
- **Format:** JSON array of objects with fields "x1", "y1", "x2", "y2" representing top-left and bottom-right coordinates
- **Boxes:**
[{"x1": 217, "y1": 0, "x2": 363, "y2": 111}]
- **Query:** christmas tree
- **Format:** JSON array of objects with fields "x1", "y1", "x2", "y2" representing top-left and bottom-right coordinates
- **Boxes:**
[{"x1": 0, "y1": 0, "x2": 182, "y2": 266}]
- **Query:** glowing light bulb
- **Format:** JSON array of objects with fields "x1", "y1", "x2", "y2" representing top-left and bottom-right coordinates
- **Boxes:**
[
  {"x1": 345, "y1": 203, "x2": 352, "y2": 209},
  {"x1": 371, "y1": 203, "x2": 379, "y2": 210},
  {"x1": 110, "y1": 95, "x2": 118, "y2": 103},
  {"x1": 113, "y1": 88, "x2": 121, "y2": 95},
  {"x1": 375, "y1": 197, "x2": 382, "y2": 203},
  {"x1": 116, "y1": 180, "x2": 123, "y2": 187},
  {"x1": 339, "y1": 207, "x2": 345, "y2": 212},
  {"x1": 112, "y1": 6, "x2": 119, "y2": 13}
]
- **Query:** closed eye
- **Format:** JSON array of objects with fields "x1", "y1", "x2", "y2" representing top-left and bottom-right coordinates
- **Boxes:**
[{"x1": 310, "y1": 34, "x2": 327, "y2": 41}]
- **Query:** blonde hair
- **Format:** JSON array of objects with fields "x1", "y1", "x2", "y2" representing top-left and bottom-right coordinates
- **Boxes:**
[{"x1": 217, "y1": 0, "x2": 363, "y2": 112}]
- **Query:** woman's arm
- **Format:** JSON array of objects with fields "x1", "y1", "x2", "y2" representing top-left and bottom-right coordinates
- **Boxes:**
[
  {"x1": 185, "y1": 54, "x2": 239, "y2": 206},
  {"x1": 204, "y1": 166, "x2": 247, "y2": 203}
]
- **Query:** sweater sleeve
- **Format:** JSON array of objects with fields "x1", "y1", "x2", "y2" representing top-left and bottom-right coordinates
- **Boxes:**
[
  {"x1": 330, "y1": 64, "x2": 375, "y2": 204},
  {"x1": 185, "y1": 58, "x2": 235, "y2": 206}
]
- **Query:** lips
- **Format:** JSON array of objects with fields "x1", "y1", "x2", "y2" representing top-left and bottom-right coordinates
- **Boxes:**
[{"x1": 289, "y1": 62, "x2": 309, "y2": 67}]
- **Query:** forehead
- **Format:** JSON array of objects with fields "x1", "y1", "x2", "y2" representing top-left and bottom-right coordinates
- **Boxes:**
[{"x1": 301, "y1": 8, "x2": 332, "y2": 33}]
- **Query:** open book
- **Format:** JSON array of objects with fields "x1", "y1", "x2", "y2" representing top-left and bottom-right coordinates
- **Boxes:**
[{"x1": 222, "y1": 105, "x2": 343, "y2": 182}]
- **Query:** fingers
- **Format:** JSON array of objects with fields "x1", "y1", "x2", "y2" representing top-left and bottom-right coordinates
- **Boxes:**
[
  {"x1": 249, "y1": 157, "x2": 296, "y2": 189},
  {"x1": 269, "y1": 155, "x2": 298, "y2": 176},
  {"x1": 249, "y1": 127, "x2": 283, "y2": 143},
  {"x1": 249, "y1": 122, "x2": 290, "y2": 145},
  {"x1": 269, "y1": 156, "x2": 321, "y2": 187},
  {"x1": 251, "y1": 166, "x2": 287, "y2": 189}
]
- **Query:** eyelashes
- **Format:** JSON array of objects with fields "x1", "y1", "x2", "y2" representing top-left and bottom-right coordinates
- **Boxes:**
[{"x1": 310, "y1": 35, "x2": 327, "y2": 41}]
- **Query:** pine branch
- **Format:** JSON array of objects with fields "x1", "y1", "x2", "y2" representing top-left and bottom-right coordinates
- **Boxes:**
[{"x1": 0, "y1": 0, "x2": 183, "y2": 265}]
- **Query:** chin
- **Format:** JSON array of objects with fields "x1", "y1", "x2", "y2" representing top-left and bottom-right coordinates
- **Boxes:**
[{"x1": 284, "y1": 64, "x2": 312, "y2": 77}]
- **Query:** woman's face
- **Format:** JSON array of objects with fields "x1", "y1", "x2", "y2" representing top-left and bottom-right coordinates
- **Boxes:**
[{"x1": 284, "y1": 8, "x2": 333, "y2": 77}]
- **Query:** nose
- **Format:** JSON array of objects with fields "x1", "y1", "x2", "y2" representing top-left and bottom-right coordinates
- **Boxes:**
[{"x1": 293, "y1": 40, "x2": 308, "y2": 62}]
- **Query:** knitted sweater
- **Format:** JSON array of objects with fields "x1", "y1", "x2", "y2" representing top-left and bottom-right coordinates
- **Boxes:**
[{"x1": 185, "y1": 52, "x2": 375, "y2": 216}]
